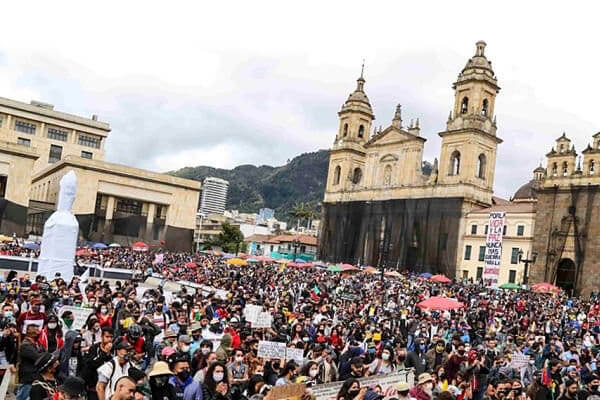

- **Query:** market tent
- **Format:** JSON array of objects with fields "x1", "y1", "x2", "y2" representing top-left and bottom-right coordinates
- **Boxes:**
[
  {"x1": 109, "y1": 243, "x2": 121, "y2": 248},
  {"x1": 132, "y1": 242, "x2": 149, "y2": 251},
  {"x1": 327, "y1": 265, "x2": 343, "y2": 272},
  {"x1": 531, "y1": 282, "x2": 561, "y2": 294},
  {"x1": 430, "y1": 274, "x2": 451, "y2": 283},
  {"x1": 256, "y1": 255, "x2": 275, "y2": 262},
  {"x1": 499, "y1": 282, "x2": 521, "y2": 290},
  {"x1": 23, "y1": 242, "x2": 40, "y2": 250},
  {"x1": 419, "y1": 272, "x2": 433, "y2": 279},
  {"x1": 384, "y1": 270, "x2": 402, "y2": 278},
  {"x1": 227, "y1": 258, "x2": 248, "y2": 266},
  {"x1": 92, "y1": 242, "x2": 108, "y2": 249},
  {"x1": 417, "y1": 296, "x2": 465, "y2": 310},
  {"x1": 364, "y1": 266, "x2": 378, "y2": 274},
  {"x1": 341, "y1": 264, "x2": 359, "y2": 271},
  {"x1": 76, "y1": 249, "x2": 92, "y2": 256}
]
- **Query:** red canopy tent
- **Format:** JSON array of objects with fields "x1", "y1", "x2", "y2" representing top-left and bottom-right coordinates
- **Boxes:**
[
  {"x1": 417, "y1": 296, "x2": 464, "y2": 310},
  {"x1": 430, "y1": 274, "x2": 451, "y2": 283},
  {"x1": 531, "y1": 282, "x2": 561, "y2": 294},
  {"x1": 132, "y1": 241, "x2": 149, "y2": 251}
]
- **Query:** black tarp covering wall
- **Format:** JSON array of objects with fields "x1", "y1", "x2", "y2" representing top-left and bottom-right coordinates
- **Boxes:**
[
  {"x1": 318, "y1": 197, "x2": 465, "y2": 275},
  {"x1": 0, "y1": 199, "x2": 27, "y2": 236}
]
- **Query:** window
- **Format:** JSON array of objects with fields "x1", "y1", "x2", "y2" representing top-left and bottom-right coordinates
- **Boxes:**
[
  {"x1": 471, "y1": 224, "x2": 477, "y2": 235},
  {"x1": 383, "y1": 165, "x2": 392, "y2": 186},
  {"x1": 464, "y1": 245, "x2": 472, "y2": 260},
  {"x1": 0, "y1": 115, "x2": 3, "y2": 127},
  {"x1": 478, "y1": 246, "x2": 486, "y2": 261},
  {"x1": 481, "y1": 99, "x2": 489, "y2": 116},
  {"x1": 508, "y1": 270, "x2": 517, "y2": 284},
  {"x1": 517, "y1": 225, "x2": 525, "y2": 236},
  {"x1": 48, "y1": 145, "x2": 62, "y2": 163},
  {"x1": 477, "y1": 154, "x2": 486, "y2": 179},
  {"x1": 343, "y1": 124, "x2": 348, "y2": 137},
  {"x1": 511, "y1": 248, "x2": 519, "y2": 264},
  {"x1": 552, "y1": 163, "x2": 557, "y2": 176},
  {"x1": 462, "y1": 270, "x2": 469, "y2": 279},
  {"x1": 352, "y1": 167, "x2": 362, "y2": 184},
  {"x1": 115, "y1": 198, "x2": 142, "y2": 215},
  {"x1": 270, "y1": 245, "x2": 274, "y2": 252},
  {"x1": 503, "y1": 225, "x2": 507, "y2": 236},
  {"x1": 358, "y1": 125, "x2": 365, "y2": 138},
  {"x1": 0, "y1": 176, "x2": 6, "y2": 198},
  {"x1": 461, "y1": 97, "x2": 469, "y2": 114},
  {"x1": 15, "y1": 120, "x2": 36, "y2": 134},
  {"x1": 17, "y1": 137, "x2": 31, "y2": 147},
  {"x1": 560, "y1": 144, "x2": 564, "y2": 153},
  {"x1": 450, "y1": 151, "x2": 461, "y2": 175},
  {"x1": 562, "y1": 161, "x2": 568, "y2": 176},
  {"x1": 484, "y1": 225, "x2": 488, "y2": 235},
  {"x1": 47, "y1": 127, "x2": 69, "y2": 142},
  {"x1": 333, "y1": 166, "x2": 341, "y2": 185},
  {"x1": 476, "y1": 267, "x2": 483, "y2": 280},
  {"x1": 78, "y1": 134, "x2": 101, "y2": 149},
  {"x1": 590, "y1": 160, "x2": 595, "y2": 175},
  {"x1": 81, "y1": 151, "x2": 93, "y2": 159}
]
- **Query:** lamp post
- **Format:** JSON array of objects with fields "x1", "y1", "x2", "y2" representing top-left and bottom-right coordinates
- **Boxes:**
[
  {"x1": 292, "y1": 238, "x2": 300, "y2": 262},
  {"x1": 518, "y1": 249, "x2": 537, "y2": 286}
]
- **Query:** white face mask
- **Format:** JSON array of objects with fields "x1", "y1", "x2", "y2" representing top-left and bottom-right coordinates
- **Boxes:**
[
  {"x1": 213, "y1": 372, "x2": 224, "y2": 382},
  {"x1": 235, "y1": 356, "x2": 244, "y2": 362},
  {"x1": 382, "y1": 353, "x2": 390, "y2": 361},
  {"x1": 48, "y1": 323, "x2": 57, "y2": 330},
  {"x1": 201, "y1": 348, "x2": 210, "y2": 355},
  {"x1": 181, "y1": 345, "x2": 190, "y2": 352},
  {"x1": 309, "y1": 369, "x2": 319, "y2": 377}
]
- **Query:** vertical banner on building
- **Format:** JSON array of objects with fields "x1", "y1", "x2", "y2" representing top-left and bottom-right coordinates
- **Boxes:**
[{"x1": 483, "y1": 211, "x2": 505, "y2": 287}]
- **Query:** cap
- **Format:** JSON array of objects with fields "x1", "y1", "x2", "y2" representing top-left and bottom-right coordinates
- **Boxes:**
[
  {"x1": 190, "y1": 322, "x2": 202, "y2": 332},
  {"x1": 179, "y1": 335, "x2": 192, "y2": 344},
  {"x1": 35, "y1": 352, "x2": 58, "y2": 372},
  {"x1": 149, "y1": 361, "x2": 173, "y2": 377},
  {"x1": 59, "y1": 376, "x2": 86, "y2": 396},
  {"x1": 116, "y1": 341, "x2": 133, "y2": 351},
  {"x1": 230, "y1": 317, "x2": 239, "y2": 323},
  {"x1": 164, "y1": 329, "x2": 177, "y2": 338}
]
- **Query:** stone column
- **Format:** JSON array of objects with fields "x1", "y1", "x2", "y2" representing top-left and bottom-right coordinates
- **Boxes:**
[
  {"x1": 145, "y1": 203, "x2": 155, "y2": 241},
  {"x1": 103, "y1": 196, "x2": 115, "y2": 242}
]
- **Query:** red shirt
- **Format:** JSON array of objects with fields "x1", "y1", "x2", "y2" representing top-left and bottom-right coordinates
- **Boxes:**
[{"x1": 123, "y1": 335, "x2": 145, "y2": 354}]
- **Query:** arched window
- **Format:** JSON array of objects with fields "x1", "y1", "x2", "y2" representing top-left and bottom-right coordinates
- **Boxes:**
[
  {"x1": 333, "y1": 166, "x2": 341, "y2": 185},
  {"x1": 343, "y1": 124, "x2": 348, "y2": 137},
  {"x1": 590, "y1": 160, "x2": 595, "y2": 175},
  {"x1": 559, "y1": 144, "x2": 564, "y2": 153},
  {"x1": 352, "y1": 167, "x2": 362, "y2": 184},
  {"x1": 562, "y1": 161, "x2": 568, "y2": 176},
  {"x1": 358, "y1": 125, "x2": 365, "y2": 138},
  {"x1": 481, "y1": 99, "x2": 489, "y2": 116},
  {"x1": 450, "y1": 151, "x2": 461, "y2": 175},
  {"x1": 552, "y1": 163, "x2": 558, "y2": 176},
  {"x1": 383, "y1": 165, "x2": 392, "y2": 186},
  {"x1": 460, "y1": 97, "x2": 469, "y2": 114},
  {"x1": 477, "y1": 153, "x2": 487, "y2": 179}
]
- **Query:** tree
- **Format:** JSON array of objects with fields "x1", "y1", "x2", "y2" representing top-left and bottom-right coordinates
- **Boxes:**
[
  {"x1": 289, "y1": 202, "x2": 318, "y2": 229},
  {"x1": 210, "y1": 222, "x2": 244, "y2": 253}
]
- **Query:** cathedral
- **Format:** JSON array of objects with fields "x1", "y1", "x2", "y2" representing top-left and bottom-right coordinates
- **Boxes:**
[{"x1": 318, "y1": 41, "x2": 503, "y2": 274}]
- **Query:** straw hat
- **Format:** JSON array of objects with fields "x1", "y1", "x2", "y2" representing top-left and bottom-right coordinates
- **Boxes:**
[
  {"x1": 149, "y1": 361, "x2": 173, "y2": 377},
  {"x1": 417, "y1": 373, "x2": 434, "y2": 386}
]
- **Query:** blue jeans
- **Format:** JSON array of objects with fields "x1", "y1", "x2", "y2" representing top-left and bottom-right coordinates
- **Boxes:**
[{"x1": 16, "y1": 384, "x2": 31, "y2": 400}]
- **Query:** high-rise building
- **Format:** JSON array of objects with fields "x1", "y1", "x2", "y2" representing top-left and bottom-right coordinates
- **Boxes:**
[{"x1": 200, "y1": 177, "x2": 229, "y2": 216}]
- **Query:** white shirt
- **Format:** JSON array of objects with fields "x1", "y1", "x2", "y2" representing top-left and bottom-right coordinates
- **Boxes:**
[{"x1": 97, "y1": 357, "x2": 131, "y2": 399}]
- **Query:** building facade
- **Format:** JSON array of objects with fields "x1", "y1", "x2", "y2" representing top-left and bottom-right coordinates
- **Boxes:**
[
  {"x1": 199, "y1": 177, "x2": 229, "y2": 216},
  {"x1": 319, "y1": 41, "x2": 502, "y2": 273}
]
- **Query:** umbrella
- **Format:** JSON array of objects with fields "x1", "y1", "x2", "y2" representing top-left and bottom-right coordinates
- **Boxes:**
[
  {"x1": 132, "y1": 241, "x2": 149, "y2": 251},
  {"x1": 364, "y1": 266, "x2": 378, "y2": 274},
  {"x1": 313, "y1": 261, "x2": 328, "y2": 267},
  {"x1": 417, "y1": 296, "x2": 465, "y2": 310},
  {"x1": 384, "y1": 270, "x2": 402, "y2": 278},
  {"x1": 419, "y1": 272, "x2": 433, "y2": 279},
  {"x1": 295, "y1": 259, "x2": 307, "y2": 263},
  {"x1": 227, "y1": 258, "x2": 248, "y2": 266},
  {"x1": 247, "y1": 258, "x2": 260, "y2": 263},
  {"x1": 289, "y1": 262, "x2": 313, "y2": 268},
  {"x1": 327, "y1": 265, "x2": 343, "y2": 272},
  {"x1": 23, "y1": 242, "x2": 40, "y2": 250},
  {"x1": 76, "y1": 249, "x2": 91, "y2": 256},
  {"x1": 256, "y1": 255, "x2": 274, "y2": 262},
  {"x1": 430, "y1": 274, "x2": 452, "y2": 283},
  {"x1": 275, "y1": 258, "x2": 290, "y2": 264},
  {"x1": 341, "y1": 264, "x2": 360, "y2": 271},
  {"x1": 0, "y1": 235, "x2": 13, "y2": 242},
  {"x1": 109, "y1": 243, "x2": 121, "y2": 248},
  {"x1": 223, "y1": 253, "x2": 236, "y2": 259},
  {"x1": 531, "y1": 282, "x2": 561, "y2": 294},
  {"x1": 92, "y1": 243, "x2": 108, "y2": 249},
  {"x1": 184, "y1": 262, "x2": 198, "y2": 268},
  {"x1": 200, "y1": 250, "x2": 212, "y2": 254},
  {"x1": 499, "y1": 282, "x2": 521, "y2": 290}
]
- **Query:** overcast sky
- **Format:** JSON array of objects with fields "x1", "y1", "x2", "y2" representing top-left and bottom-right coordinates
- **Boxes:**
[{"x1": 1, "y1": 2, "x2": 599, "y2": 199}]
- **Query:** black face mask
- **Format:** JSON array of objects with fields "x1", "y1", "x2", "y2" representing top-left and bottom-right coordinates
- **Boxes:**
[
  {"x1": 348, "y1": 390, "x2": 360, "y2": 398},
  {"x1": 153, "y1": 375, "x2": 170, "y2": 387},
  {"x1": 591, "y1": 384, "x2": 599, "y2": 392},
  {"x1": 177, "y1": 369, "x2": 190, "y2": 381}
]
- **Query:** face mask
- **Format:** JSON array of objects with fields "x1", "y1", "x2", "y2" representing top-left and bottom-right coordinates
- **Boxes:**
[
  {"x1": 193, "y1": 335, "x2": 201, "y2": 341},
  {"x1": 458, "y1": 349, "x2": 465, "y2": 356},
  {"x1": 153, "y1": 375, "x2": 170, "y2": 387},
  {"x1": 121, "y1": 353, "x2": 131, "y2": 362},
  {"x1": 181, "y1": 345, "x2": 190, "y2": 352},
  {"x1": 235, "y1": 356, "x2": 244, "y2": 362},
  {"x1": 48, "y1": 323, "x2": 57, "y2": 330},
  {"x1": 213, "y1": 372, "x2": 224, "y2": 382},
  {"x1": 177, "y1": 369, "x2": 190, "y2": 381},
  {"x1": 101, "y1": 308, "x2": 108, "y2": 314},
  {"x1": 3, "y1": 311, "x2": 12, "y2": 318},
  {"x1": 201, "y1": 347, "x2": 211, "y2": 355},
  {"x1": 382, "y1": 353, "x2": 390, "y2": 361},
  {"x1": 348, "y1": 390, "x2": 360, "y2": 398},
  {"x1": 591, "y1": 385, "x2": 599, "y2": 392},
  {"x1": 63, "y1": 319, "x2": 73, "y2": 328},
  {"x1": 309, "y1": 369, "x2": 319, "y2": 377}
]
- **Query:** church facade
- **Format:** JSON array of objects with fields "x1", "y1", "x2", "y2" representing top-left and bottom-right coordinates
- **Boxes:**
[{"x1": 318, "y1": 42, "x2": 503, "y2": 274}]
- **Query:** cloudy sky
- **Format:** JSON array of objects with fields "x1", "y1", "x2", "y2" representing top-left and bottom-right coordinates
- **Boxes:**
[{"x1": 1, "y1": 2, "x2": 599, "y2": 198}]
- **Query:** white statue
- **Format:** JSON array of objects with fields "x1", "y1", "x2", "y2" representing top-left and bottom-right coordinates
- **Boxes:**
[{"x1": 37, "y1": 171, "x2": 79, "y2": 282}]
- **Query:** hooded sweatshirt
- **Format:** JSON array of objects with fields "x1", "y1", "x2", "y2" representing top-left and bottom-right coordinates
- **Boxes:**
[
  {"x1": 58, "y1": 330, "x2": 83, "y2": 381},
  {"x1": 215, "y1": 333, "x2": 232, "y2": 362}
]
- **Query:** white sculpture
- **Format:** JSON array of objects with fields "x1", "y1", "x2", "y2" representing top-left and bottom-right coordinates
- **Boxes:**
[{"x1": 37, "y1": 171, "x2": 79, "y2": 282}]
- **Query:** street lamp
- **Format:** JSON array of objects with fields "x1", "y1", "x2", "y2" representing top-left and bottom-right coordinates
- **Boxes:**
[
  {"x1": 518, "y1": 249, "x2": 537, "y2": 286},
  {"x1": 292, "y1": 238, "x2": 300, "y2": 262}
]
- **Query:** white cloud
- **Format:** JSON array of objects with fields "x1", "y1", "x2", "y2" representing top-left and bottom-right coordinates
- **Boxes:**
[{"x1": 0, "y1": 1, "x2": 599, "y2": 199}]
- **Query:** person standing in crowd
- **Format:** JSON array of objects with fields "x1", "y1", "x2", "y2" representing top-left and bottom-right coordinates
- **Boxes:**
[
  {"x1": 203, "y1": 361, "x2": 232, "y2": 400},
  {"x1": 111, "y1": 376, "x2": 137, "y2": 400},
  {"x1": 337, "y1": 378, "x2": 367, "y2": 400},
  {"x1": 97, "y1": 341, "x2": 134, "y2": 400},
  {"x1": 411, "y1": 373, "x2": 435, "y2": 400},
  {"x1": 168, "y1": 352, "x2": 203, "y2": 399},
  {"x1": 82, "y1": 327, "x2": 114, "y2": 400},
  {"x1": 17, "y1": 323, "x2": 45, "y2": 400},
  {"x1": 148, "y1": 361, "x2": 177, "y2": 400},
  {"x1": 30, "y1": 352, "x2": 59, "y2": 400},
  {"x1": 57, "y1": 330, "x2": 84, "y2": 382}
]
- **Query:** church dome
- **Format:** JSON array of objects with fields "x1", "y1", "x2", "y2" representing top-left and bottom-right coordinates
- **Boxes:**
[{"x1": 513, "y1": 179, "x2": 538, "y2": 201}]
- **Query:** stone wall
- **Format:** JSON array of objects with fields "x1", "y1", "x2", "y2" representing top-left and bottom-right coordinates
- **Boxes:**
[
  {"x1": 530, "y1": 185, "x2": 600, "y2": 296},
  {"x1": 318, "y1": 197, "x2": 465, "y2": 274}
]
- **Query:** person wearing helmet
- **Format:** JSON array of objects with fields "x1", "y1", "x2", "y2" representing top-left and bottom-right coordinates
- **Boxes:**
[{"x1": 120, "y1": 324, "x2": 146, "y2": 366}]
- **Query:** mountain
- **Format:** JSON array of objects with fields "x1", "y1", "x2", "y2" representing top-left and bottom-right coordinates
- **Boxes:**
[{"x1": 168, "y1": 150, "x2": 330, "y2": 219}]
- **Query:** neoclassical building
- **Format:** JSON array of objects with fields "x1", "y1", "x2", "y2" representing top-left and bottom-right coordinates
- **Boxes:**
[{"x1": 319, "y1": 42, "x2": 503, "y2": 273}]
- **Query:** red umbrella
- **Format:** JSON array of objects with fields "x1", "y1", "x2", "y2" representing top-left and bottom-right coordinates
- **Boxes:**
[
  {"x1": 417, "y1": 296, "x2": 464, "y2": 310},
  {"x1": 531, "y1": 282, "x2": 561, "y2": 294},
  {"x1": 256, "y1": 255, "x2": 275, "y2": 263},
  {"x1": 384, "y1": 271, "x2": 402, "y2": 278},
  {"x1": 132, "y1": 241, "x2": 148, "y2": 251},
  {"x1": 430, "y1": 274, "x2": 451, "y2": 283},
  {"x1": 76, "y1": 249, "x2": 91, "y2": 256},
  {"x1": 340, "y1": 264, "x2": 359, "y2": 271}
]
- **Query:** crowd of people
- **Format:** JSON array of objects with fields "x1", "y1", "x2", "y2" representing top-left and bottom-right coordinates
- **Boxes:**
[{"x1": 0, "y1": 243, "x2": 598, "y2": 400}]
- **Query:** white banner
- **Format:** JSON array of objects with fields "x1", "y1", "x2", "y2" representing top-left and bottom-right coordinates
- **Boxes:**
[
  {"x1": 285, "y1": 347, "x2": 304, "y2": 365},
  {"x1": 58, "y1": 306, "x2": 95, "y2": 330},
  {"x1": 251, "y1": 312, "x2": 272, "y2": 329},
  {"x1": 312, "y1": 370, "x2": 415, "y2": 400},
  {"x1": 257, "y1": 340, "x2": 286, "y2": 359},
  {"x1": 483, "y1": 211, "x2": 505, "y2": 287},
  {"x1": 244, "y1": 304, "x2": 262, "y2": 323}
]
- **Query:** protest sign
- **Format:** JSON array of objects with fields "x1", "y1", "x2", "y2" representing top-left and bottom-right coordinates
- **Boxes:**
[
  {"x1": 312, "y1": 370, "x2": 414, "y2": 400},
  {"x1": 58, "y1": 306, "x2": 95, "y2": 330},
  {"x1": 483, "y1": 211, "x2": 505, "y2": 288},
  {"x1": 285, "y1": 347, "x2": 304, "y2": 365},
  {"x1": 510, "y1": 353, "x2": 530, "y2": 370},
  {"x1": 269, "y1": 383, "x2": 306, "y2": 400},
  {"x1": 252, "y1": 312, "x2": 272, "y2": 329},
  {"x1": 257, "y1": 340, "x2": 286, "y2": 359},
  {"x1": 244, "y1": 304, "x2": 262, "y2": 323}
]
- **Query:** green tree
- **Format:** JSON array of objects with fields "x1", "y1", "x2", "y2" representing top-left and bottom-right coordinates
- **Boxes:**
[{"x1": 210, "y1": 222, "x2": 244, "y2": 253}]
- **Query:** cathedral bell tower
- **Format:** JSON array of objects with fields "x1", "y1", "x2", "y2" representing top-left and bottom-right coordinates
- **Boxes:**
[
  {"x1": 438, "y1": 41, "x2": 502, "y2": 199},
  {"x1": 326, "y1": 66, "x2": 375, "y2": 193}
]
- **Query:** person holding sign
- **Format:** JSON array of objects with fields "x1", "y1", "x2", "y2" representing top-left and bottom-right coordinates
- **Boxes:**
[{"x1": 336, "y1": 378, "x2": 367, "y2": 400}]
